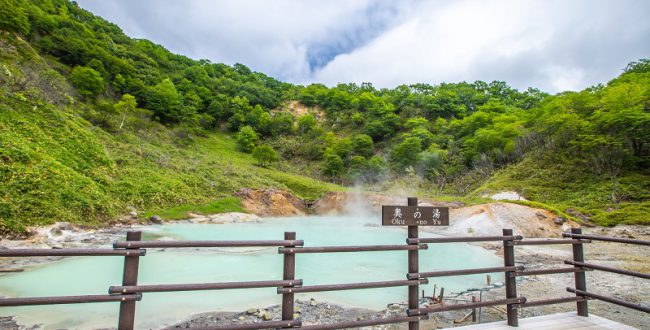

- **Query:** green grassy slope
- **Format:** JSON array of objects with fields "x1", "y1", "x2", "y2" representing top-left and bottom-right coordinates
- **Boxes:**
[
  {"x1": 0, "y1": 96, "x2": 116, "y2": 234},
  {"x1": 0, "y1": 33, "x2": 340, "y2": 236},
  {"x1": 0, "y1": 96, "x2": 341, "y2": 235},
  {"x1": 474, "y1": 155, "x2": 650, "y2": 226},
  {"x1": 103, "y1": 130, "x2": 341, "y2": 210}
]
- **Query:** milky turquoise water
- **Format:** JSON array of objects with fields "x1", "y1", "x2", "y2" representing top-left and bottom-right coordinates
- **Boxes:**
[{"x1": 0, "y1": 216, "x2": 503, "y2": 329}]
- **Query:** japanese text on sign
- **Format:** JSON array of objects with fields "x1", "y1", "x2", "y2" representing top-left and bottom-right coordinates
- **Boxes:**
[{"x1": 381, "y1": 206, "x2": 449, "y2": 226}]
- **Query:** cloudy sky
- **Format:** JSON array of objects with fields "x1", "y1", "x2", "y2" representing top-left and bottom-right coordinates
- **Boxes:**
[{"x1": 76, "y1": 0, "x2": 650, "y2": 93}]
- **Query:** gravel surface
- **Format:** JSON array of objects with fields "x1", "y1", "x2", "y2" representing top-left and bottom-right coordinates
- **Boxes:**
[{"x1": 163, "y1": 298, "x2": 509, "y2": 330}]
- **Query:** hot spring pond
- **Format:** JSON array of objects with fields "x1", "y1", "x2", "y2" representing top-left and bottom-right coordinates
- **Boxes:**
[{"x1": 0, "y1": 215, "x2": 503, "y2": 329}]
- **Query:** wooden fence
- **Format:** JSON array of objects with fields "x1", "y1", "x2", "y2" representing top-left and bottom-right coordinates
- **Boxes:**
[{"x1": 1, "y1": 202, "x2": 648, "y2": 329}]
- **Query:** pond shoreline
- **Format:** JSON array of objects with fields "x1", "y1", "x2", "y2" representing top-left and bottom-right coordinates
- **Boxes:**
[
  {"x1": 1, "y1": 215, "x2": 648, "y2": 329},
  {"x1": 0, "y1": 213, "x2": 262, "y2": 270}
]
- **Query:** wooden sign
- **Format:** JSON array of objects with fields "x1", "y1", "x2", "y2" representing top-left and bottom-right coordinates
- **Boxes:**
[{"x1": 382, "y1": 205, "x2": 449, "y2": 226}]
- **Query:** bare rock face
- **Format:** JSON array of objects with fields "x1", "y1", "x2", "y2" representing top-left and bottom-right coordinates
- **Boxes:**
[
  {"x1": 429, "y1": 203, "x2": 579, "y2": 238},
  {"x1": 312, "y1": 192, "x2": 464, "y2": 216},
  {"x1": 311, "y1": 192, "x2": 351, "y2": 215},
  {"x1": 234, "y1": 188, "x2": 308, "y2": 216}
]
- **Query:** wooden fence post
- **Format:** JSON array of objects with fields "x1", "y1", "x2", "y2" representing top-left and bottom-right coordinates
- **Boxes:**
[
  {"x1": 281, "y1": 232, "x2": 296, "y2": 322},
  {"x1": 502, "y1": 229, "x2": 518, "y2": 327},
  {"x1": 472, "y1": 295, "x2": 477, "y2": 322},
  {"x1": 571, "y1": 227, "x2": 589, "y2": 317},
  {"x1": 118, "y1": 231, "x2": 141, "y2": 330},
  {"x1": 407, "y1": 197, "x2": 420, "y2": 330}
]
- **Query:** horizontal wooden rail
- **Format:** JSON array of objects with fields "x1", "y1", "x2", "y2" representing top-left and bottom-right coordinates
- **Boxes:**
[
  {"x1": 514, "y1": 239, "x2": 589, "y2": 246},
  {"x1": 113, "y1": 240, "x2": 304, "y2": 249},
  {"x1": 407, "y1": 235, "x2": 522, "y2": 244},
  {"x1": 195, "y1": 319, "x2": 302, "y2": 330},
  {"x1": 0, "y1": 248, "x2": 146, "y2": 257},
  {"x1": 110, "y1": 279, "x2": 303, "y2": 294},
  {"x1": 562, "y1": 233, "x2": 650, "y2": 246},
  {"x1": 408, "y1": 297, "x2": 526, "y2": 316},
  {"x1": 567, "y1": 287, "x2": 650, "y2": 313},
  {"x1": 565, "y1": 260, "x2": 650, "y2": 279},
  {"x1": 278, "y1": 244, "x2": 427, "y2": 254},
  {"x1": 408, "y1": 266, "x2": 522, "y2": 280},
  {"x1": 515, "y1": 267, "x2": 587, "y2": 277},
  {"x1": 0, "y1": 294, "x2": 141, "y2": 306},
  {"x1": 299, "y1": 315, "x2": 428, "y2": 330},
  {"x1": 519, "y1": 296, "x2": 589, "y2": 308},
  {"x1": 277, "y1": 279, "x2": 427, "y2": 294}
]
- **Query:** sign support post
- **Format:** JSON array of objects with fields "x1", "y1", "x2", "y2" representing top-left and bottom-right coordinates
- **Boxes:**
[
  {"x1": 382, "y1": 197, "x2": 449, "y2": 330},
  {"x1": 407, "y1": 197, "x2": 419, "y2": 330}
]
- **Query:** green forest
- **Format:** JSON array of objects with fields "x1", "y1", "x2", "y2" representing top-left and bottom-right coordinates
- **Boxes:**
[{"x1": 1, "y1": 0, "x2": 648, "y2": 235}]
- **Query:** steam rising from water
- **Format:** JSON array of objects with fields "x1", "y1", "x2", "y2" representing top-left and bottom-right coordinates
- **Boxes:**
[
  {"x1": 0, "y1": 214, "x2": 502, "y2": 329},
  {"x1": 335, "y1": 187, "x2": 421, "y2": 221}
]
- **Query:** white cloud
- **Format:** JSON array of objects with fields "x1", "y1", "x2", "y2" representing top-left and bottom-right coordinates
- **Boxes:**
[
  {"x1": 76, "y1": 0, "x2": 650, "y2": 93},
  {"x1": 313, "y1": 0, "x2": 650, "y2": 92},
  {"x1": 542, "y1": 66, "x2": 586, "y2": 92},
  {"x1": 77, "y1": 0, "x2": 398, "y2": 79}
]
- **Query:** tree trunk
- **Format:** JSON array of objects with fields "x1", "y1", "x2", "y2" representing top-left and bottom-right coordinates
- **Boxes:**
[{"x1": 119, "y1": 111, "x2": 126, "y2": 130}]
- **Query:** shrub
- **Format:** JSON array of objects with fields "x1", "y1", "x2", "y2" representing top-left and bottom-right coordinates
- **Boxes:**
[
  {"x1": 390, "y1": 137, "x2": 423, "y2": 171},
  {"x1": 253, "y1": 145, "x2": 279, "y2": 167},
  {"x1": 236, "y1": 125, "x2": 258, "y2": 152},
  {"x1": 352, "y1": 134, "x2": 374, "y2": 157},
  {"x1": 323, "y1": 152, "x2": 344, "y2": 178},
  {"x1": 69, "y1": 66, "x2": 105, "y2": 98}
]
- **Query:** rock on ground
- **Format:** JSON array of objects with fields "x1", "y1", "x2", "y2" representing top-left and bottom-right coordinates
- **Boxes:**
[
  {"x1": 488, "y1": 191, "x2": 527, "y2": 201},
  {"x1": 163, "y1": 298, "x2": 480, "y2": 329},
  {"x1": 0, "y1": 317, "x2": 20, "y2": 330},
  {"x1": 185, "y1": 212, "x2": 262, "y2": 224}
]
